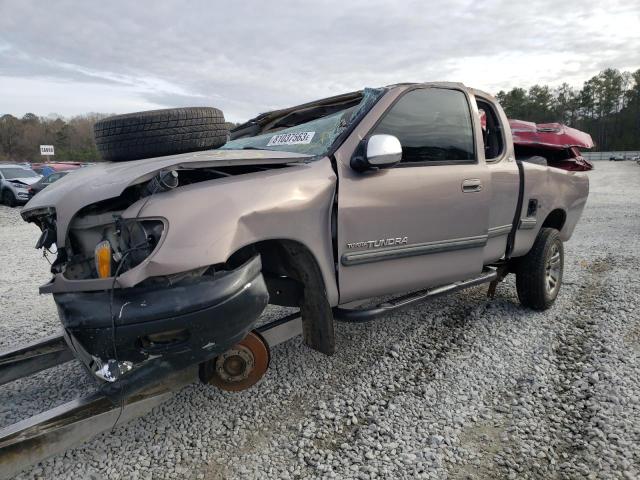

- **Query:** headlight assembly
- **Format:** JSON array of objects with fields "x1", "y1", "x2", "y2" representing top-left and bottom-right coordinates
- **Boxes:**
[{"x1": 91, "y1": 219, "x2": 165, "y2": 280}]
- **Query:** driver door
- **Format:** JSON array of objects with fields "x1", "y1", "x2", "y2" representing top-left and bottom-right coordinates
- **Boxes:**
[{"x1": 335, "y1": 87, "x2": 490, "y2": 303}]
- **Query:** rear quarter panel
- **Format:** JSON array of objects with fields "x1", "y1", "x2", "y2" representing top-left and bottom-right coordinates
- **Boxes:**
[{"x1": 512, "y1": 163, "x2": 589, "y2": 257}]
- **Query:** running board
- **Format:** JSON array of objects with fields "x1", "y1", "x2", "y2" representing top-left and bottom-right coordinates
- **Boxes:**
[
  {"x1": 333, "y1": 269, "x2": 497, "y2": 323},
  {"x1": 0, "y1": 333, "x2": 73, "y2": 386}
]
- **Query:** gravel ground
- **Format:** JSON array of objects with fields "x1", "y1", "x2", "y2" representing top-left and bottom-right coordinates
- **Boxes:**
[{"x1": 1, "y1": 161, "x2": 639, "y2": 479}]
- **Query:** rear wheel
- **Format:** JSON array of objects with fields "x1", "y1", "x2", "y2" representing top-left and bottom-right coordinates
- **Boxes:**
[
  {"x1": 1, "y1": 189, "x2": 16, "y2": 207},
  {"x1": 515, "y1": 228, "x2": 564, "y2": 310}
]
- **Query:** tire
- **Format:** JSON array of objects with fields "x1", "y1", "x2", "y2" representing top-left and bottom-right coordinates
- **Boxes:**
[
  {"x1": 515, "y1": 228, "x2": 564, "y2": 310},
  {"x1": 1, "y1": 189, "x2": 16, "y2": 207},
  {"x1": 94, "y1": 107, "x2": 229, "y2": 162}
]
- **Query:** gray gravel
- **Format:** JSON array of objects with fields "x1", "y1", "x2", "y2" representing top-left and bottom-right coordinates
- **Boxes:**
[{"x1": 1, "y1": 161, "x2": 639, "y2": 479}]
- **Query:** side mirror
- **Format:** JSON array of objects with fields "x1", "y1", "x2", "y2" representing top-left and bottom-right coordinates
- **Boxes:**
[{"x1": 351, "y1": 134, "x2": 402, "y2": 171}]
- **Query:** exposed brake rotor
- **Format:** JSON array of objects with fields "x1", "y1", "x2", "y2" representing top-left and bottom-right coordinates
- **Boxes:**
[{"x1": 199, "y1": 331, "x2": 270, "y2": 391}]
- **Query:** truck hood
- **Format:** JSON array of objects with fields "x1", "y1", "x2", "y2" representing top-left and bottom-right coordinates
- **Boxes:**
[
  {"x1": 22, "y1": 149, "x2": 312, "y2": 246},
  {"x1": 509, "y1": 119, "x2": 594, "y2": 171},
  {"x1": 509, "y1": 119, "x2": 594, "y2": 150}
]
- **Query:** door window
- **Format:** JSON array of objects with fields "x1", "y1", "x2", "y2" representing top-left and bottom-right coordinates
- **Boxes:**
[
  {"x1": 372, "y1": 88, "x2": 475, "y2": 164},
  {"x1": 477, "y1": 100, "x2": 505, "y2": 162}
]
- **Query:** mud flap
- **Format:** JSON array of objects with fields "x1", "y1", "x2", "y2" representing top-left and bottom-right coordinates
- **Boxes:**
[{"x1": 300, "y1": 290, "x2": 335, "y2": 356}]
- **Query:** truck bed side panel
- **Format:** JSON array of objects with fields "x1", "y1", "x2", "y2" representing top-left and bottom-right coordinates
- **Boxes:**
[{"x1": 511, "y1": 163, "x2": 589, "y2": 257}]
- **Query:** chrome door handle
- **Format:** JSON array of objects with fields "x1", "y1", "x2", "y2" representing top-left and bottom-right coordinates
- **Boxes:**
[{"x1": 462, "y1": 179, "x2": 483, "y2": 192}]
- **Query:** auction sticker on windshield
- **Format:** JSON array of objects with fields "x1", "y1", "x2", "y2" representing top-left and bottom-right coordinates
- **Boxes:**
[{"x1": 267, "y1": 132, "x2": 315, "y2": 146}]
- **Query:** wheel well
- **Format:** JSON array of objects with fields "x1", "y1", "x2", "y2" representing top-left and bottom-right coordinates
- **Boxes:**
[
  {"x1": 541, "y1": 209, "x2": 566, "y2": 232},
  {"x1": 226, "y1": 239, "x2": 335, "y2": 355},
  {"x1": 226, "y1": 239, "x2": 324, "y2": 299}
]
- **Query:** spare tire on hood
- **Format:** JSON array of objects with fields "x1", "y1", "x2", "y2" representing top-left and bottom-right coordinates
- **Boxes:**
[{"x1": 94, "y1": 107, "x2": 229, "y2": 162}]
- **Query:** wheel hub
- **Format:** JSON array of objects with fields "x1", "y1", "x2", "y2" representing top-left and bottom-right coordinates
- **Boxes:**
[
  {"x1": 216, "y1": 347, "x2": 254, "y2": 382},
  {"x1": 199, "y1": 331, "x2": 270, "y2": 391}
]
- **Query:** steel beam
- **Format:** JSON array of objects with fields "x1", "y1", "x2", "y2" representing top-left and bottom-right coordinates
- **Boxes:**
[
  {"x1": 0, "y1": 367, "x2": 197, "y2": 480},
  {"x1": 0, "y1": 313, "x2": 306, "y2": 478},
  {"x1": 0, "y1": 333, "x2": 73, "y2": 386}
]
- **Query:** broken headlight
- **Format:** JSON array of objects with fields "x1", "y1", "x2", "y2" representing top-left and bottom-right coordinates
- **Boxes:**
[
  {"x1": 111, "y1": 218, "x2": 165, "y2": 275},
  {"x1": 65, "y1": 217, "x2": 165, "y2": 280}
]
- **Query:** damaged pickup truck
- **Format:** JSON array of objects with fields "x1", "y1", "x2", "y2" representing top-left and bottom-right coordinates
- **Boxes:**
[{"x1": 21, "y1": 83, "x2": 592, "y2": 398}]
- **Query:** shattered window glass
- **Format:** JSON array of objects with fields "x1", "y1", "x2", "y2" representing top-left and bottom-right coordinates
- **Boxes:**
[{"x1": 221, "y1": 88, "x2": 385, "y2": 157}]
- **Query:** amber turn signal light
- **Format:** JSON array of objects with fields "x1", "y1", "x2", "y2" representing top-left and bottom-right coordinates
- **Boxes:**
[{"x1": 94, "y1": 240, "x2": 112, "y2": 278}]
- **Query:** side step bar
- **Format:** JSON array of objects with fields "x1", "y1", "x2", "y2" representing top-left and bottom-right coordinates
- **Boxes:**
[
  {"x1": 0, "y1": 333, "x2": 73, "y2": 386},
  {"x1": 333, "y1": 268, "x2": 497, "y2": 323}
]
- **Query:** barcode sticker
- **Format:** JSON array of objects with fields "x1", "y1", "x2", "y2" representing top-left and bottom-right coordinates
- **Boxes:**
[{"x1": 267, "y1": 131, "x2": 315, "y2": 146}]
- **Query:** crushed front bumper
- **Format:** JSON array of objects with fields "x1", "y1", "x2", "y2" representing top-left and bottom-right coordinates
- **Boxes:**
[{"x1": 54, "y1": 255, "x2": 269, "y2": 399}]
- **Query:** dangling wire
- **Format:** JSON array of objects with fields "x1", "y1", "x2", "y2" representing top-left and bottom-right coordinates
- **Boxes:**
[
  {"x1": 108, "y1": 242, "x2": 152, "y2": 432},
  {"x1": 108, "y1": 253, "x2": 126, "y2": 431},
  {"x1": 108, "y1": 170, "x2": 176, "y2": 431},
  {"x1": 42, "y1": 244, "x2": 58, "y2": 265}
]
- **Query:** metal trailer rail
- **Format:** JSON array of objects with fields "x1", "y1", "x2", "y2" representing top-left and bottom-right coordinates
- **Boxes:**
[
  {"x1": 0, "y1": 334, "x2": 74, "y2": 387},
  {"x1": 0, "y1": 313, "x2": 303, "y2": 480}
]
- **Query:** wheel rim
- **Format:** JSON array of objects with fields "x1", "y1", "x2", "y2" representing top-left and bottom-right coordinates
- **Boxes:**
[{"x1": 545, "y1": 242, "x2": 562, "y2": 295}]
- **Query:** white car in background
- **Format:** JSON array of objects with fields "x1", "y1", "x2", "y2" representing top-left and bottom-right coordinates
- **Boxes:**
[{"x1": 0, "y1": 164, "x2": 42, "y2": 206}]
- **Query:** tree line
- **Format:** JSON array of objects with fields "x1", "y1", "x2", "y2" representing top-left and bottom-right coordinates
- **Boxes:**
[
  {"x1": 1, "y1": 67, "x2": 639, "y2": 163},
  {"x1": 496, "y1": 68, "x2": 640, "y2": 151},
  {"x1": 0, "y1": 113, "x2": 106, "y2": 163}
]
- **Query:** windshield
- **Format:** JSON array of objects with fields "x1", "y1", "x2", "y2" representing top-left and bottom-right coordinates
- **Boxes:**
[
  {"x1": 0, "y1": 168, "x2": 39, "y2": 179},
  {"x1": 221, "y1": 87, "x2": 384, "y2": 157},
  {"x1": 222, "y1": 109, "x2": 355, "y2": 156}
]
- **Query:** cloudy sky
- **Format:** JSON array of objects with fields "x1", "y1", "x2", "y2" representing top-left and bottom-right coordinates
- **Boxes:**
[{"x1": 1, "y1": 0, "x2": 639, "y2": 122}]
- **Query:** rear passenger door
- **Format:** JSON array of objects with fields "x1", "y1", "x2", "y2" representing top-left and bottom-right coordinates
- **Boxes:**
[{"x1": 335, "y1": 87, "x2": 490, "y2": 304}]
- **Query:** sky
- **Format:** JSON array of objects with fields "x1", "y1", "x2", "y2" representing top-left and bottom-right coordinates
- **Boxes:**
[{"x1": 1, "y1": 0, "x2": 639, "y2": 123}]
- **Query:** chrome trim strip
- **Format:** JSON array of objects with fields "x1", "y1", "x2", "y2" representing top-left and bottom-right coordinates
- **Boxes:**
[
  {"x1": 519, "y1": 218, "x2": 537, "y2": 230},
  {"x1": 487, "y1": 224, "x2": 512, "y2": 238},
  {"x1": 341, "y1": 234, "x2": 488, "y2": 266}
]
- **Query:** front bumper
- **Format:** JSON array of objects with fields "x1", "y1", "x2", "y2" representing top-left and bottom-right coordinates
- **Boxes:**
[
  {"x1": 54, "y1": 255, "x2": 269, "y2": 399},
  {"x1": 14, "y1": 190, "x2": 31, "y2": 203}
]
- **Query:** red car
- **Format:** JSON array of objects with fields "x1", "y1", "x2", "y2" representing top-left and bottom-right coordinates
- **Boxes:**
[
  {"x1": 30, "y1": 162, "x2": 84, "y2": 175},
  {"x1": 479, "y1": 111, "x2": 594, "y2": 171}
]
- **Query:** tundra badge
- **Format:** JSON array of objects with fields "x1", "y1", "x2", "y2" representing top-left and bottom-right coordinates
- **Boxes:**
[{"x1": 347, "y1": 237, "x2": 408, "y2": 249}]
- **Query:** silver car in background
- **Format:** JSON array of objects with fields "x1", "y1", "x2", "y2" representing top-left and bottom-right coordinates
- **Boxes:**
[{"x1": 0, "y1": 164, "x2": 42, "y2": 206}]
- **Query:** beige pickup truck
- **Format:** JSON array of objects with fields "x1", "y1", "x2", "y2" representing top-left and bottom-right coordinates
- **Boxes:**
[{"x1": 21, "y1": 82, "x2": 592, "y2": 397}]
